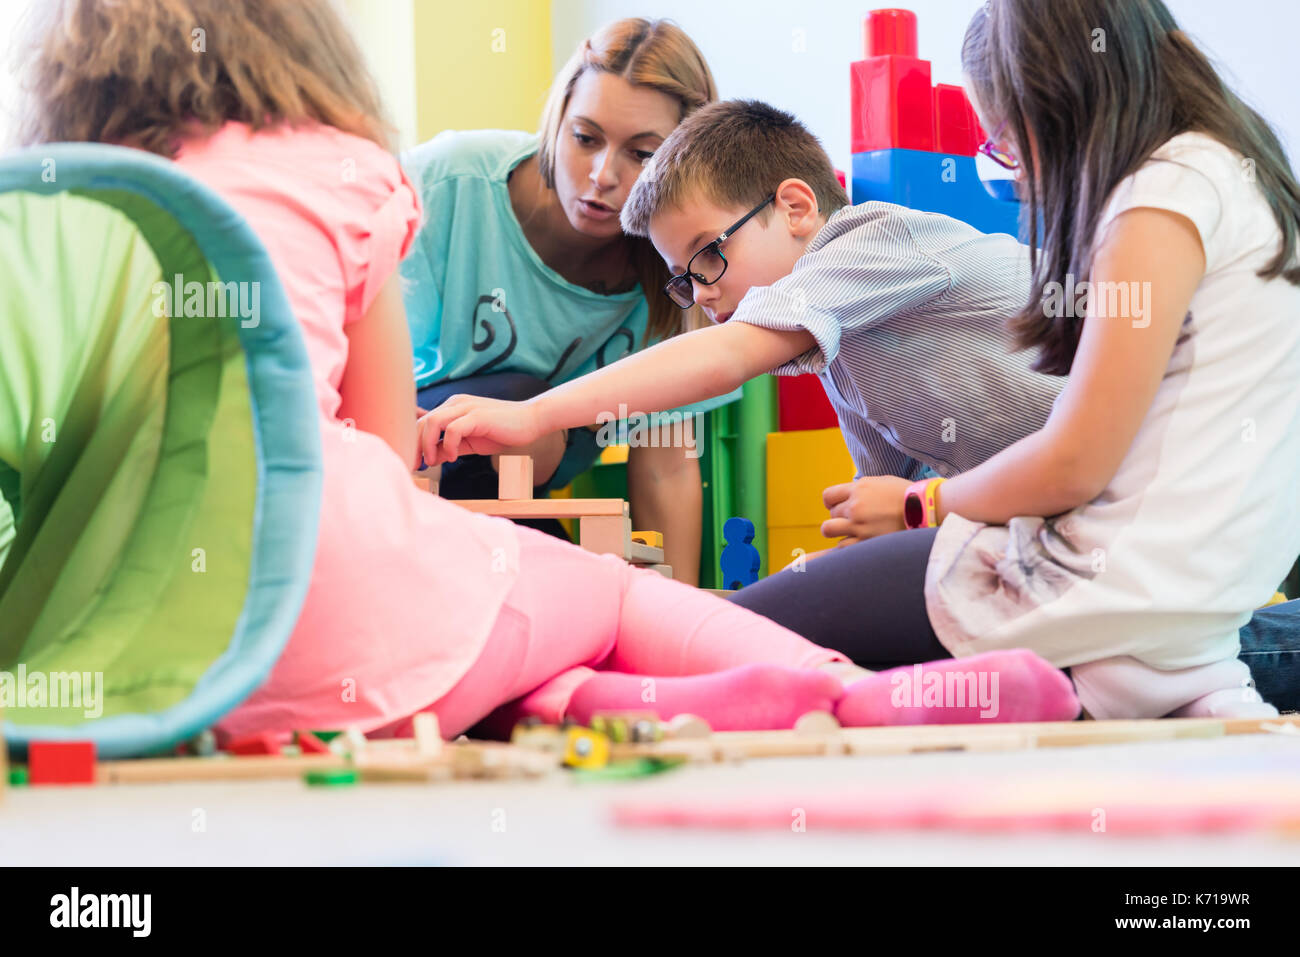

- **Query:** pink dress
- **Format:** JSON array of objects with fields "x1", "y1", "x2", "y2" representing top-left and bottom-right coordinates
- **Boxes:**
[{"x1": 175, "y1": 122, "x2": 522, "y2": 737}]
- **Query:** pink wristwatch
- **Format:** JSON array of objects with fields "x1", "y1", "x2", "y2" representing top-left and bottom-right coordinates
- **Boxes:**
[{"x1": 903, "y1": 478, "x2": 945, "y2": 530}]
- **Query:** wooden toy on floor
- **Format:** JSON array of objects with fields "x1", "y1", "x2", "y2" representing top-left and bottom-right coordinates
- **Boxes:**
[
  {"x1": 412, "y1": 463, "x2": 441, "y2": 495},
  {"x1": 27, "y1": 741, "x2": 97, "y2": 785},
  {"x1": 84, "y1": 726, "x2": 557, "y2": 785},
  {"x1": 510, "y1": 711, "x2": 1300, "y2": 771},
  {"x1": 450, "y1": 454, "x2": 673, "y2": 576},
  {"x1": 598, "y1": 713, "x2": 1300, "y2": 764},
  {"x1": 227, "y1": 731, "x2": 281, "y2": 756}
]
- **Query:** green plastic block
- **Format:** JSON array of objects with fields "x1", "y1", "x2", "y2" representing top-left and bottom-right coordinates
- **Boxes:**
[{"x1": 304, "y1": 768, "x2": 359, "y2": 787}]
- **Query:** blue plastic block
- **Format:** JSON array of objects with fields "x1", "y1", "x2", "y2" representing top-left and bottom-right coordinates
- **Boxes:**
[
  {"x1": 851, "y1": 149, "x2": 1021, "y2": 238},
  {"x1": 720, "y1": 516, "x2": 760, "y2": 590}
]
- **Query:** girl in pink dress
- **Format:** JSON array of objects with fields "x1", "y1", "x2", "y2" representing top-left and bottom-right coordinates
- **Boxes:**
[{"x1": 16, "y1": 0, "x2": 1078, "y2": 738}]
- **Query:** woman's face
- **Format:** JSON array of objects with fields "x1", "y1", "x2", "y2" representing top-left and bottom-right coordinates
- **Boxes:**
[{"x1": 552, "y1": 69, "x2": 681, "y2": 240}]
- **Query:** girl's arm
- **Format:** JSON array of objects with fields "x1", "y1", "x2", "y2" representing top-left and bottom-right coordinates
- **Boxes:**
[
  {"x1": 420, "y1": 319, "x2": 815, "y2": 465},
  {"x1": 338, "y1": 273, "x2": 420, "y2": 469},
  {"x1": 936, "y1": 207, "x2": 1206, "y2": 524},
  {"x1": 627, "y1": 435, "x2": 703, "y2": 586}
]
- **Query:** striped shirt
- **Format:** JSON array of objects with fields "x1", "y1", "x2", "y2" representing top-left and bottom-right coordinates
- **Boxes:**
[{"x1": 731, "y1": 202, "x2": 1063, "y2": 479}]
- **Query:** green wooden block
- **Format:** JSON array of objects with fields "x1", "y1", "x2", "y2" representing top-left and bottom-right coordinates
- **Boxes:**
[{"x1": 304, "y1": 768, "x2": 359, "y2": 787}]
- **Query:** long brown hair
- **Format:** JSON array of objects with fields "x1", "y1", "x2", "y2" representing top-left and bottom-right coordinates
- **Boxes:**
[
  {"x1": 538, "y1": 18, "x2": 718, "y2": 345},
  {"x1": 963, "y1": 0, "x2": 1300, "y2": 375},
  {"x1": 17, "y1": 0, "x2": 391, "y2": 157}
]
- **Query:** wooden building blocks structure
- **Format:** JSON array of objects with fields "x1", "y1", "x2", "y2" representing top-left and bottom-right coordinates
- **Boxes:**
[{"x1": 447, "y1": 455, "x2": 673, "y2": 577}]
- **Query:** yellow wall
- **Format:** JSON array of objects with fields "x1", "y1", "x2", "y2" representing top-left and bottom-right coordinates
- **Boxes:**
[{"x1": 413, "y1": 0, "x2": 554, "y2": 141}]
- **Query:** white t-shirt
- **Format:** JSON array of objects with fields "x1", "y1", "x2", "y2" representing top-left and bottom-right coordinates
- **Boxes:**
[{"x1": 925, "y1": 133, "x2": 1300, "y2": 704}]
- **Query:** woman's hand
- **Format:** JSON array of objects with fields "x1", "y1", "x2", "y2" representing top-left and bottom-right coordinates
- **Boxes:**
[
  {"x1": 417, "y1": 395, "x2": 545, "y2": 467},
  {"x1": 820, "y1": 476, "x2": 911, "y2": 542}
]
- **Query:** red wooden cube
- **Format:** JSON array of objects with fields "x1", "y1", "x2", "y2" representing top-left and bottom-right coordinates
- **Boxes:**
[{"x1": 28, "y1": 741, "x2": 97, "y2": 785}]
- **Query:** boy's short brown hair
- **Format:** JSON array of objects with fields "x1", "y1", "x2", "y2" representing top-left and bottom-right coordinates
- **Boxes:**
[{"x1": 621, "y1": 99, "x2": 849, "y2": 236}]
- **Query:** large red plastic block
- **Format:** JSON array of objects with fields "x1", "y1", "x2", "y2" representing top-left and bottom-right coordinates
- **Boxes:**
[
  {"x1": 851, "y1": 54, "x2": 934, "y2": 153},
  {"x1": 778, "y1": 375, "x2": 839, "y2": 432},
  {"x1": 933, "y1": 84, "x2": 985, "y2": 157},
  {"x1": 28, "y1": 741, "x2": 97, "y2": 785},
  {"x1": 863, "y1": 8, "x2": 918, "y2": 57}
]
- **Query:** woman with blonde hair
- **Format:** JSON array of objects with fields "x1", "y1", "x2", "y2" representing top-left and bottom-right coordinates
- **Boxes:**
[{"x1": 403, "y1": 19, "x2": 732, "y2": 582}]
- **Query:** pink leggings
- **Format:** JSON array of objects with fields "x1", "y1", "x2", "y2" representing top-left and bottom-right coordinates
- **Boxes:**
[{"x1": 399, "y1": 523, "x2": 846, "y2": 738}]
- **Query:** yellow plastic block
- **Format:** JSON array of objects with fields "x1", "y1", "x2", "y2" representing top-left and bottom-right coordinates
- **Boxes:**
[
  {"x1": 768, "y1": 526, "x2": 838, "y2": 572},
  {"x1": 599, "y1": 444, "x2": 630, "y2": 465},
  {"x1": 766, "y1": 428, "x2": 856, "y2": 528}
]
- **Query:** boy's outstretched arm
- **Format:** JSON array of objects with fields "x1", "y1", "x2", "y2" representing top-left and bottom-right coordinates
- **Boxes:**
[{"x1": 419, "y1": 320, "x2": 815, "y2": 465}]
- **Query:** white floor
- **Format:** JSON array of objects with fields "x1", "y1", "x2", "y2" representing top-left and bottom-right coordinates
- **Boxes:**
[{"x1": 3, "y1": 734, "x2": 1299, "y2": 866}]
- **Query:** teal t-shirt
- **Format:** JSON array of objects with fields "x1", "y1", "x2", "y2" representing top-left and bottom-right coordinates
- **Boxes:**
[{"x1": 399, "y1": 130, "x2": 740, "y2": 418}]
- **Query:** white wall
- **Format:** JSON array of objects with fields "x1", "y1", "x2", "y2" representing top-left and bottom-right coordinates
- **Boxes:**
[
  {"x1": 551, "y1": 0, "x2": 1300, "y2": 176},
  {"x1": 341, "y1": 0, "x2": 419, "y2": 151}
]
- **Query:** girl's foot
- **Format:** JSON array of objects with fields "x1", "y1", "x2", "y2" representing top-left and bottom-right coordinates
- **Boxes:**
[
  {"x1": 835, "y1": 649, "x2": 1080, "y2": 726},
  {"x1": 567, "y1": 663, "x2": 845, "y2": 731}
]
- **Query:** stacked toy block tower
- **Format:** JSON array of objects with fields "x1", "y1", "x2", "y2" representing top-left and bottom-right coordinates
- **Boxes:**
[{"x1": 849, "y1": 7, "x2": 1020, "y2": 236}]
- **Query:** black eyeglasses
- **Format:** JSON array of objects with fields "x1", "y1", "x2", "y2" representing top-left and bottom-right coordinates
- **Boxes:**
[{"x1": 662, "y1": 194, "x2": 775, "y2": 309}]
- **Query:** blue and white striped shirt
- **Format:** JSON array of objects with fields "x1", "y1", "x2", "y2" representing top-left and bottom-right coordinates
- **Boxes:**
[{"x1": 732, "y1": 202, "x2": 1063, "y2": 479}]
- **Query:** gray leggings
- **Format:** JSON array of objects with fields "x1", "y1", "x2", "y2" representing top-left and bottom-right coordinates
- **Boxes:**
[{"x1": 728, "y1": 528, "x2": 948, "y2": 670}]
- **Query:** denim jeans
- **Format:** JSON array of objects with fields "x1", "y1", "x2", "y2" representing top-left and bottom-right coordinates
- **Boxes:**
[{"x1": 1240, "y1": 599, "x2": 1300, "y2": 713}]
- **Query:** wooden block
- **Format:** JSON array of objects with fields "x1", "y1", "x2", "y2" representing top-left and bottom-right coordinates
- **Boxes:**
[
  {"x1": 666, "y1": 714, "x2": 712, "y2": 739},
  {"x1": 295, "y1": 731, "x2": 332, "y2": 755},
  {"x1": 603, "y1": 716, "x2": 1294, "y2": 765},
  {"x1": 328, "y1": 727, "x2": 367, "y2": 758},
  {"x1": 579, "y1": 513, "x2": 632, "y2": 557},
  {"x1": 631, "y1": 531, "x2": 663, "y2": 548},
  {"x1": 452, "y1": 498, "x2": 626, "y2": 519},
  {"x1": 96, "y1": 741, "x2": 557, "y2": 784},
  {"x1": 412, "y1": 467, "x2": 441, "y2": 495},
  {"x1": 628, "y1": 541, "x2": 665, "y2": 564},
  {"x1": 1224, "y1": 714, "x2": 1300, "y2": 735},
  {"x1": 413, "y1": 713, "x2": 442, "y2": 757},
  {"x1": 29, "y1": 741, "x2": 97, "y2": 785},
  {"x1": 97, "y1": 753, "x2": 348, "y2": 784},
  {"x1": 226, "y1": 732, "x2": 281, "y2": 756},
  {"x1": 793, "y1": 711, "x2": 841, "y2": 736},
  {"x1": 497, "y1": 455, "x2": 533, "y2": 500}
]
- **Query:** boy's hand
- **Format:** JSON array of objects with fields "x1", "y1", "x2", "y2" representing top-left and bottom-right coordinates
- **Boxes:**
[
  {"x1": 820, "y1": 476, "x2": 911, "y2": 541},
  {"x1": 417, "y1": 395, "x2": 544, "y2": 466}
]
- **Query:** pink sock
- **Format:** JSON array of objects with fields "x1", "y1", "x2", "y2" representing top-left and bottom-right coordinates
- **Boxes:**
[
  {"x1": 836, "y1": 650, "x2": 1080, "y2": 726},
  {"x1": 567, "y1": 664, "x2": 844, "y2": 732}
]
